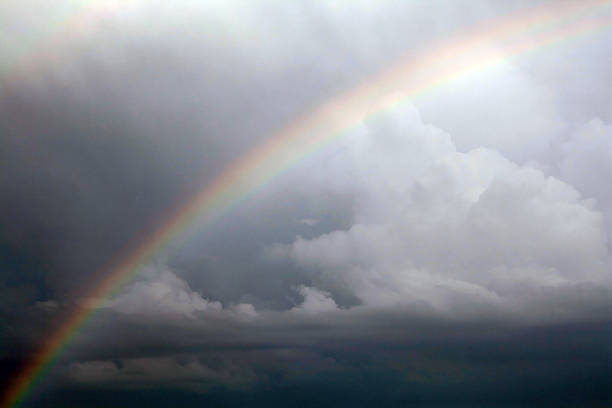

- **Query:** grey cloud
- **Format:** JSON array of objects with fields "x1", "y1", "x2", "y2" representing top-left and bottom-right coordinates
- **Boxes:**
[
  {"x1": 415, "y1": 58, "x2": 563, "y2": 162},
  {"x1": 559, "y1": 119, "x2": 612, "y2": 212}
]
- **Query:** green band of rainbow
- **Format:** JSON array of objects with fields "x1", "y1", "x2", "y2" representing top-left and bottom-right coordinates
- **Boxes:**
[{"x1": 2, "y1": 1, "x2": 611, "y2": 406}]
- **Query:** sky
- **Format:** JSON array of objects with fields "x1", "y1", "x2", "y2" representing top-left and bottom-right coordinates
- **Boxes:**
[{"x1": 1, "y1": 1, "x2": 611, "y2": 407}]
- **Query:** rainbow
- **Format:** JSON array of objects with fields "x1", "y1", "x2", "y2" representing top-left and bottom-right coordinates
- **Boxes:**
[{"x1": 2, "y1": 1, "x2": 611, "y2": 406}]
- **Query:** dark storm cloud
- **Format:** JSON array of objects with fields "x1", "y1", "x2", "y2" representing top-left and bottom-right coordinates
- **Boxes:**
[
  {"x1": 0, "y1": 2, "x2": 333, "y2": 308},
  {"x1": 25, "y1": 304, "x2": 612, "y2": 407},
  {"x1": 0, "y1": 0, "x2": 405, "y2": 391},
  {"x1": 0, "y1": 0, "x2": 400, "y2": 309}
]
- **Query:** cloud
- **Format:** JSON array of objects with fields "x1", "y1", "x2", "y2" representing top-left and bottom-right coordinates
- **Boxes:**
[
  {"x1": 33, "y1": 299, "x2": 59, "y2": 312},
  {"x1": 297, "y1": 218, "x2": 319, "y2": 226},
  {"x1": 109, "y1": 265, "x2": 256, "y2": 319},
  {"x1": 559, "y1": 118, "x2": 612, "y2": 212},
  {"x1": 69, "y1": 356, "x2": 257, "y2": 390},
  {"x1": 291, "y1": 286, "x2": 339, "y2": 314},
  {"x1": 272, "y1": 104, "x2": 611, "y2": 321},
  {"x1": 415, "y1": 57, "x2": 563, "y2": 161}
]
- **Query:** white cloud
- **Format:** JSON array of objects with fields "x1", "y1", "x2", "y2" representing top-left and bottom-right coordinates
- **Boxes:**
[
  {"x1": 230, "y1": 302, "x2": 258, "y2": 318},
  {"x1": 110, "y1": 266, "x2": 257, "y2": 319},
  {"x1": 291, "y1": 286, "x2": 339, "y2": 314},
  {"x1": 273, "y1": 104, "x2": 611, "y2": 321},
  {"x1": 110, "y1": 267, "x2": 221, "y2": 318}
]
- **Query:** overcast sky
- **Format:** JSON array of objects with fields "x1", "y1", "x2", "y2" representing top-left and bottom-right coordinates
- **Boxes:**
[{"x1": 1, "y1": 1, "x2": 611, "y2": 407}]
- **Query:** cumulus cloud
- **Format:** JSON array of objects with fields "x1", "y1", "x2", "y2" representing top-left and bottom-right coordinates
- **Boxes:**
[
  {"x1": 291, "y1": 286, "x2": 339, "y2": 314},
  {"x1": 109, "y1": 265, "x2": 256, "y2": 319},
  {"x1": 110, "y1": 267, "x2": 222, "y2": 318},
  {"x1": 272, "y1": 104, "x2": 611, "y2": 321}
]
